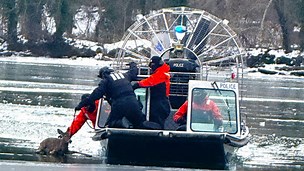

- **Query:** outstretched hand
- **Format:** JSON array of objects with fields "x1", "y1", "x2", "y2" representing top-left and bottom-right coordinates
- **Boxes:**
[{"x1": 132, "y1": 82, "x2": 140, "y2": 90}]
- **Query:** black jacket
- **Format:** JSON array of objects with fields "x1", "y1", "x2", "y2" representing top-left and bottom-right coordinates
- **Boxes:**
[{"x1": 76, "y1": 66, "x2": 138, "y2": 109}]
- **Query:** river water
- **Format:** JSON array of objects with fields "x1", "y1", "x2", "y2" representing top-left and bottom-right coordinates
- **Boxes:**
[{"x1": 0, "y1": 56, "x2": 303, "y2": 171}]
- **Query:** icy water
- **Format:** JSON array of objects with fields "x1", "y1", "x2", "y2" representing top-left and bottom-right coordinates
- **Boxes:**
[{"x1": 0, "y1": 57, "x2": 304, "y2": 171}]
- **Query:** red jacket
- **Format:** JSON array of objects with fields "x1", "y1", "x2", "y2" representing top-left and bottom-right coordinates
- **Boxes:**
[
  {"x1": 138, "y1": 63, "x2": 170, "y2": 97},
  {"x1": 173, "y1": 99, "x2": 223, "y2": 123},
  {"x1": 69, "y1": 100, "x2": 99, "y2": 137}
]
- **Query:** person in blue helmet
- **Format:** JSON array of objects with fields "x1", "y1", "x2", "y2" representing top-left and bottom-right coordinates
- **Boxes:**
[{"x1": 75, "y1": 62, "x2": 146, "y2": 129}]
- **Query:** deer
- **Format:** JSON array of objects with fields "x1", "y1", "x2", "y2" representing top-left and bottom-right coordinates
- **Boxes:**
[
  {"x1": 36, "y1": 129, "x2": 71, "y2": 156},
  {"x1": 36, "y1": 129, "x2": 92, "y2": 157}
]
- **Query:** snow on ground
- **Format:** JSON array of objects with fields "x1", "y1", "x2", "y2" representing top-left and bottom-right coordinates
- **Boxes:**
[{"x1": 247, "y1": 48, "x2": 302, "y2": 58}]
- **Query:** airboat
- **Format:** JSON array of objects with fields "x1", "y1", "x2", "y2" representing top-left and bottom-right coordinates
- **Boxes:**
[{"x1": 92, "y1": 7, "x2": 249, "y2": 169}]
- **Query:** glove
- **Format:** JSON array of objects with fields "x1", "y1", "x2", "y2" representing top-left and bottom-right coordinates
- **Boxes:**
[
  {"x1": 132, "y1": 82, "x2": 140, "y2": 90},
  {"x1": 128, "y1": 62, "x2": 139, "y2": 78}
]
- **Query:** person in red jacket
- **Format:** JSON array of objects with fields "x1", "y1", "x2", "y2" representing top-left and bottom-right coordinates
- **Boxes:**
[
  {"x1": 132, "y1": 56, "x2": 171, "y2": 129},
  {"x1": 173, "y1": 90, "x2": 223, "y2": 131},
  {"x1": 67, "y1": 94, "x2": 100, "y2": 137}
]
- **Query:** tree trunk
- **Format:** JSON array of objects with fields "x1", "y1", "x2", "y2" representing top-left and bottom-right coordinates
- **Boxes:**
[
  {"x1": 53, "y1": 0, "x2": 71, "y2": 40},
  {"x1": 273, "y1": 0, "x2": 292, "y2": 53},
  {"x1": 298, "y1": 0, "x2": 304, "y2": 51},
  {"x1": 24, "y1": 0, "x2": 43, "y2": 43},
  {"x1": 4, "y1": 0, "x2": 18, "y2": 50},
  {"x1": 300, "y1": 24, "x2": 304, "y2": 52}
]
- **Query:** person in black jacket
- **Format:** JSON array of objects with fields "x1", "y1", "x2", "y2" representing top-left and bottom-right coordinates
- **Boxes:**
[{"x1": 75, "y1": 62, "x2": 145, "y2": 128}]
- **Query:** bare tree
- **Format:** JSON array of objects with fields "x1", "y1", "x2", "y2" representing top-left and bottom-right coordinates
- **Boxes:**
[
  {"x1": 273, "y1": 0, "x2": 293, "y2": 52},
  {"x1": 259, "y1": 0, "x2": 273, "y2": 44},
  {"x1": 295, "y1": 0, "x2": 304, "y2": 51},
  {"x1": 0, "y1": 0, "x2": 302, "y2": 54},
  {"x1": 52, "y1": 0, "x2": 72, "y2": 40},
  {"x1": 1, "y1": 0, "x2": 19, "y2": 50},
  {"x1": 20, "y1": 0, "x2": 44, "y2": 43}
]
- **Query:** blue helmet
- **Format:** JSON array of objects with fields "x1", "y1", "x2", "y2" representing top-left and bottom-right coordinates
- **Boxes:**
[{"x1": 97, "y1": 66, "x2": 114, "y2": 78}]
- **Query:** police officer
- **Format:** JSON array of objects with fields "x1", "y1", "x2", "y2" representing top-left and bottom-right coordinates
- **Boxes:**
[
  {"x1": 132, "y1": 56, "x2": 171, "y2": 129},
  {"x1": 75, "y1": 62, "x2": 145, "y2": 128}
]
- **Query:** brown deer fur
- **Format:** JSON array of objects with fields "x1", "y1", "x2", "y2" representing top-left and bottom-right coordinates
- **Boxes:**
[{"x1": 36, "y1": 129, "x2": 71, "y2": 156}]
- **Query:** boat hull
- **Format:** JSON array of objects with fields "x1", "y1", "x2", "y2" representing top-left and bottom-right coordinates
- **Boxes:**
[{"x1": 97, "y1": 129, "x2": 240, "y2": 169}]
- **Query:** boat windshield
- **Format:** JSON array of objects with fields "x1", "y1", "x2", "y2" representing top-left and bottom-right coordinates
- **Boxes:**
[{"x1": 190, "y1": 88, "x2": 238, "y2": 134}]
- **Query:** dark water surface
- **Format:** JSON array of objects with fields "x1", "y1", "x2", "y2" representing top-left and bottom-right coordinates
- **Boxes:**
[{"x1": 0, "y1": 57, "x2": 303, "y2": 171}]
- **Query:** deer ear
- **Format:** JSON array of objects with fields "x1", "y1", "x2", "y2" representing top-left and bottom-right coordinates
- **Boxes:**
[{"x1": 57, "y1": 129, "x2": 64, "y2": 135}]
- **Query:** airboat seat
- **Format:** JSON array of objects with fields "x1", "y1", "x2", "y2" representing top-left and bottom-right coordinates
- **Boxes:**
[{"x1": 166, "y1": 58, "x2": 199, "y2": 72}]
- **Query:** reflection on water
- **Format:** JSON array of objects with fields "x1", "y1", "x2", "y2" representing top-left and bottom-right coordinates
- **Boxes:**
[{"x1": 0, "y1": 58, "x2": 304, "y2": 170}]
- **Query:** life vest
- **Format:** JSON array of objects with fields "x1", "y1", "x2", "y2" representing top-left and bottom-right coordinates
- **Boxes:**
[{"x1": 139, "y1": 63, "x2": 170, "y2": 99}]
